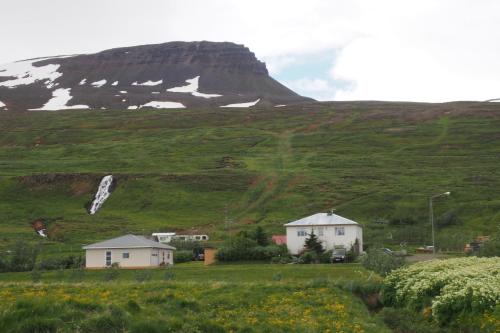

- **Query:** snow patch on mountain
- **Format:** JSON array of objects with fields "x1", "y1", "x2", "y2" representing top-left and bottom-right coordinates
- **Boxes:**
[
  {"x1": 487, "y1": 98, "x2": 500, "y2": 102},
  {"x1": 88, "y1": 175, "x2": 114, "y2": 215},
  {"x1": 221, "y1": 98, "x2": 260, "y2": 108},
  {"x1": 0, "y1": 57, "x2": 65, "y2": 88},
  {"x1": 132, "y1": 79, "x2": 163, "y2": 86},
  {"x1": 0, "y1": 100, "x2": 5, "y2": 108},
  {"x1": 141, "y1": 101, "x2": 185, "y2": 109},
  {"x1": 30, "y1": 88, "x2": 89, "y2": 111},
  {"x1": 128, "y1": 105, "x2": 138, "y2": 110},
  {"x1": 91, "y1": 79, "x2": 107, "y2": 87},
  {"x1": 79, "y1": 78, "x2": 87, "y2": 85},
  {"x1": 119, "y1": 91, "x2": 127, "y2": 94},
  {"x1": 111, "y1": 81, "x2": 118, "y2": 86},
  {"x1": 167, "y1": 76, "x2": 222, "y2": 98},
  {"x1": 275, "y1": 104, "x2": 286, "y2": 108}
]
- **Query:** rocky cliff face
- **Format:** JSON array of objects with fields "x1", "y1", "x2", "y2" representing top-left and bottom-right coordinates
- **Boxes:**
[{"x1": 0, "y1": 41, "x2": 312, "y2": 111}]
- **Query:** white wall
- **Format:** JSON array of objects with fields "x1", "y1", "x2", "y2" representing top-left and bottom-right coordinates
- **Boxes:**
[
  {"x1": 286, "y1": 225, "x2": 363, "y2": 255},
  {"x1": 85, "y1": 248, "x2": 174, "y2": 268}
]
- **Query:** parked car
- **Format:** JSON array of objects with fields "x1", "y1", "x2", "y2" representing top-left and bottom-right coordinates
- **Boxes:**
[
  {"x1": 331, "y1": 248, "x2": 347, "y2": 263},
  {"x1": 381, "y1": 248, "x2": 393, "y2": 254}
]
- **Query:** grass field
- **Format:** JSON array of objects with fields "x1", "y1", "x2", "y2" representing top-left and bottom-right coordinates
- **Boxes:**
[
  {"x1": 2, "y1": 102, "x2": 500, "y2": 256},
  {"x1": 0, "y1": 263, "x2": 389, "y2": 333}
]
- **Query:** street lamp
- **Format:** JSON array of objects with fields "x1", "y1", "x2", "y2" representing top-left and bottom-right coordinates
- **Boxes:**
[{"x1": 429, "y1": 191, "x2": 451, "y2": 256}]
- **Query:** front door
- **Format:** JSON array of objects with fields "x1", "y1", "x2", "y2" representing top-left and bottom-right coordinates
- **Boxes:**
[
  {"x1": 105, "y1": 251, "x2": 111, "y2": 267},
  {"x1": 151, "y1": 249, "x2": 159, "y2": 266}
]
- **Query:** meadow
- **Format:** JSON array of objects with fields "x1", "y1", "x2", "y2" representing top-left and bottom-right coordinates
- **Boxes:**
[
  {"x1": 1, "y1": 101, "x2": 500, "y2": 256},
  {"x1": 0, "y1": 263, "x2": 390, "y2": 333}
]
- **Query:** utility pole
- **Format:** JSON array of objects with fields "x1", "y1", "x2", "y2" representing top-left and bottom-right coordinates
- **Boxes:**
[{"x1": 429, "y1": 191, "x2": 451, "y2": 257}]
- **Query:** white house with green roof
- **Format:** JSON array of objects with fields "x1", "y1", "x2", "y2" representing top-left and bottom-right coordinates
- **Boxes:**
[
  {"x1": 284, "y1": 213, "x2": 363, "y2": 255},
  {"x1": 83, "y1": 234, "x2": 175, "y2": 268}
]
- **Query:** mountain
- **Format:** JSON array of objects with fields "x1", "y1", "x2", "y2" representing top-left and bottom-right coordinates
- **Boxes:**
[{"x1": 0, "y1": 41, "x2": 312, "y2": 111}]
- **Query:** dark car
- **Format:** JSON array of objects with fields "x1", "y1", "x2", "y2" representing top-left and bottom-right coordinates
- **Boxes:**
[{"x1": 331, "y1": 248, "x2": 347, "y2": 263}]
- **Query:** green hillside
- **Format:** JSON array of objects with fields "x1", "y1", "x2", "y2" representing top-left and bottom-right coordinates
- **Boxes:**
[{"x1": 1, "y1": 101, "x2": 500, "y2": 255}]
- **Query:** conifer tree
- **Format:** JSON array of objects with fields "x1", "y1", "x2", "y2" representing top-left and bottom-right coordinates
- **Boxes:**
[{"x1": 304, "y1": 231, "x2": 324, "y2": 255}]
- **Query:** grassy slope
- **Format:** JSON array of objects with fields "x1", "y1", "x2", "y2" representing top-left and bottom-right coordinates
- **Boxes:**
[
  {"x1": 0, "y1": 263, "x2": 389, "y2": 333},
  {"x1": 1, "y1": 102, "x2": 500, "y2": 254}
]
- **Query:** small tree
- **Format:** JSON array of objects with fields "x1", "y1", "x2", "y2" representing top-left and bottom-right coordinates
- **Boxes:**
[
  {"x1": 9, "y1": 240, "x2": 38, "y2": 272},
  {"x1": 304, "y1": 231, "x2": 324, "y2": 255},
  {"x1": 253, "y1": 226, "x2": 269, "y2": 246}
]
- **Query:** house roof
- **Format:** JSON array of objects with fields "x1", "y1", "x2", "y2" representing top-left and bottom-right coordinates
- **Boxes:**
[
  {"x1": 284, "y1": 213, "x2": 360, "y2": 227},
  {"x1": 82, "y1": 234, "x2": 176, "y2": 250}
]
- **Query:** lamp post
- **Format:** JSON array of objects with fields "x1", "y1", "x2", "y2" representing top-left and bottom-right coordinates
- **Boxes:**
[{"x1": 429, "y1": 191, "x2": 451, "y2": 256}]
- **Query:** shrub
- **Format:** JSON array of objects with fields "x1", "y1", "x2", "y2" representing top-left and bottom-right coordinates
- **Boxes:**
[
  {"x1": 38, "y1": 255, "x2": 85, "y2": 270},
  {"x1": 319, "y1": 250, "x2": 333, "y2": 263},
  {"x1": 8, "y1": 240, "x2": 38, "y2": 272},
  {"x1": 31, "y1": 268, "x2": 42, "y2": 283},
  {"x1": 174, "y1": 250, "x2": 193, "y2": 263},
  {"x1": 135, "y1": 270, "x2": 153, "y2": 282},
  {"x1": 300, "y1": 251, "x2": 319, "y2": 264},
  {"x1": 252, "y1": 226, "x2": 269, "y2": 246},
  {"x1": 478, "y1": 235, "x2": 500, "y2": 257},
  {"x1": 382, "y1": 257, "x2": 500, "y2": 326},
  {"x1": 69, "y1": 268, "x2": 85, "y2": 282},
  {"x1": 103, "y1": 267, "x2": 120, "y2": 282},
  {"x1": 163, "y1": 267, "x2": 174, "y2": 281},
  {"x1": 126, "y1": 300, "x2": 141, "y2": 313},
  {"x1": 436, "y1": 210, "x2": 462, "y2": 228},
  {"x1": 378, "y1": 307, "x2": 439, "y2": 333},
  {"x1": 360, "y1": 248, "x2": 404, "y2": 276}
]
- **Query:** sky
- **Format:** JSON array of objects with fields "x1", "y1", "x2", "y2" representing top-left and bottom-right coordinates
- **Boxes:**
[{"x1": 1, "y1": 0, "x2": 499, "y2": 102}]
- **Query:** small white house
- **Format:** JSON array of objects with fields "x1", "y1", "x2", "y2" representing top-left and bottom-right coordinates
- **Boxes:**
[
  {"x1": 83, "y1": 234, "x2": 175, "y2": 268},
  {"x1": 152, "y1": 232, "x2": 176, "y2": 243},
  {"x1": 284, "y1": 213, "x2": 363, "y2": 255},
  {"x1": 153, "y1": 232, "x2": 209, "y2": 243}
]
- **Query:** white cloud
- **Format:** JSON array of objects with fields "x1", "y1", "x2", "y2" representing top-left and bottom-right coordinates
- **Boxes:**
[
  {"x1": 331, "y1": 0, "x2": 500, "y2": 102},
  {"x1": 284, "y1": 78, "x2": 338, "y2": 101}
]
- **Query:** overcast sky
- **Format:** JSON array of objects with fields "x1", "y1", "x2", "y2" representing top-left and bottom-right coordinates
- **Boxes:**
[{"x1": 1, "y1": 0, "x2": 499, "y2": 102}]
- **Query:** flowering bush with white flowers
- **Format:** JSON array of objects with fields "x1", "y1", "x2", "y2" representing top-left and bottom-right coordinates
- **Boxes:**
[{"x1": 382, "y1": 257, "x2": 500, "y2": 325}]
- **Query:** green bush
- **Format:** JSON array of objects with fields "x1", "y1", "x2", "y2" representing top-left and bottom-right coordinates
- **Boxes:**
[
  {"x1": 174, "y1": 250, "x2": 193, "y2": 263},
  {"x1": 360, "y1": 248, "x2": 405, "y2": 276},
  {"x1": 8, "y1": 241, "x2": 38, "y2": 272},
  {"x1": 135, "y1": 270, "x2": 153, "y2": 282},
  {"x1": 378, "y1": 307, "x2": 439, "y2": 333},
  {"x1": 31, "y1": 268, "x2": 42, "y2": 283},
  {"x1": 216, "y1": 236, "x2": 287, "y2": 262},
  {"x1": 37, "y1": 255, "x2": 84, "y2": 270},
  {"x1": 478, "y1": 235, "x2": 500, "y2": 257},
  {"x1": 103, "y1": 267, "x2": 120, "y2": 282},
  {"x1": 300, "y1": 251, "x2": 319, "y2": 264}
]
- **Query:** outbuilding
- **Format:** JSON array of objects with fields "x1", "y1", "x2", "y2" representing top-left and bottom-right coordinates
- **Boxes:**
[
  {"x1": 284, "y1": 212, "x2": 363, "y2": 255},
  {"x1": 83, "y1": 234, "x2": 175, "y2": 268}
]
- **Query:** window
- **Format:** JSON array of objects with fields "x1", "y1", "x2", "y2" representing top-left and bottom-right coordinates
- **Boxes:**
[
  {"x1": 167, "y1": 252, "x2": 171, "y2": 259},
  {"x1": 105, "y1": 251, "x2": 111, "y2": 266},
  {"x1": 122, "y1": 252, "x2": 129, "y2": 259},
  {"x1": 152, "y1": 253, "x2": 158, "y2": 257},
  {"x1": 297, "y1": 229, "x2": 308, "y2": 237},
  {"x1": 318, "y1": 227, "x2": 324, "y2": 236},
  {"x1": 202, "y1": 236, "x2": 207, "y2": 240},
  {"x1": 195, "y1": 236, "x2": 201, "y2": 240},
  {"x1": 335, "y1": 227, "x2": 345, "y2": 236}
]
